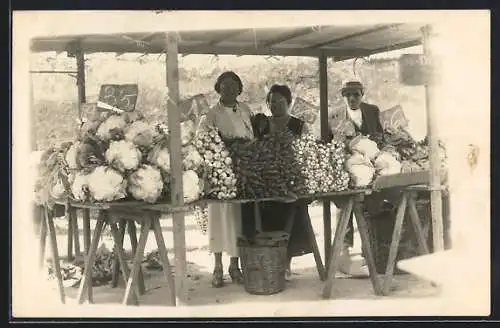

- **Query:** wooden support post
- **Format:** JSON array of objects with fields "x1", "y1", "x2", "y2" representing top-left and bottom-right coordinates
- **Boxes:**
[
  {"x1": 39, "y1": 207, "x2": 47, "y2": 269},
  {"x1": 165, "y1": 32, "x2": 188, "y2": 306},
  {"x1": 70, "y1": 207, "x2": 81, "y2": 259},
  {"x1": 66, "y1": 204, "x2": 74, "y2": 261},
  {"x1": 319, "y1": 53, "x2": 332, "y2": 267},
  {"x1": 323, "y1": 198, "x2": 353, "y2": 299},
  {"x1": 82, "y1": 209, "x2": 93, "y2": 302},
  {"x1": 127, "y1": 221, "x2": 146, "y2": 295},
  {"x1": 75, "y1": 47, "x2": 86, "y2": 119},
  {"x1": 77, "y1": 212, "x2": 106, "y2": 304},
  {"x1": 45, "y1": 208, "x2": 66, "y2": 304},
  {"x1": 421, "y1": 25, "x2": 444, "y2": 252}
]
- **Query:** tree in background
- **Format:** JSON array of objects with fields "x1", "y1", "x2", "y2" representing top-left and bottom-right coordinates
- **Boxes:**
[{"x1": 30, "y1": 53, "x2": 426, "y2": 149}]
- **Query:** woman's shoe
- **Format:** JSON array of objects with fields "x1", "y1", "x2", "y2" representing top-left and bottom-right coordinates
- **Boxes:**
[
  {"x1": 228, "y1": 267, "x2": 244, "y2": 284},
  {"x1": 211, "y1": 267, "x2": 224, "y2": 288}
]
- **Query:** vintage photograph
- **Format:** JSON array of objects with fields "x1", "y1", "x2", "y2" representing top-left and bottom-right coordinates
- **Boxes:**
[{"x1": 11, "y1": 10, "x2": 490, "y2": 318}]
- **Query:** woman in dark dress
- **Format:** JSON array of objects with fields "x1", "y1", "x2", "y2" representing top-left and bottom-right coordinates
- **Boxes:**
[{"x1": 242, "y1": 84, "x2": 313, "y2": 281}]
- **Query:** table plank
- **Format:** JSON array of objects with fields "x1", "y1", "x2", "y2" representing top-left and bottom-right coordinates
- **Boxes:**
[{"x1": 53, "y1": 189, "x2": 372, "y2": 213}]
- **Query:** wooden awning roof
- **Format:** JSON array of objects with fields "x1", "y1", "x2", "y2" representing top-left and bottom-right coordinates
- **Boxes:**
[{"x1": 30, "y1": 23, "x2": 424, "y2": 59}]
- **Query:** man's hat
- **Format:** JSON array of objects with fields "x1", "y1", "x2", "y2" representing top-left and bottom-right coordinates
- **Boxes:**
[{"x1": 341, "y1": 80, "x2": 364, "y2": 95}]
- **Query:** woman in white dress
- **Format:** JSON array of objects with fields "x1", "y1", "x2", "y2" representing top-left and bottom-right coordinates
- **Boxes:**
[{"x1": 197, "y1": 71, "x2": 255, "y2": 287}]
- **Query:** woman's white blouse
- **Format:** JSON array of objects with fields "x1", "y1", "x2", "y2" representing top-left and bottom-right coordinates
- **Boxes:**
[{"x1": 198, "y1": 101, "x2": 254, "y2": 140}]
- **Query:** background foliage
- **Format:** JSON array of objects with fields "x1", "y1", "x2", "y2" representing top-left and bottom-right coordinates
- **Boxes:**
[{"x1": 30, "y1": 52, "x2": 427, "y2": 150}]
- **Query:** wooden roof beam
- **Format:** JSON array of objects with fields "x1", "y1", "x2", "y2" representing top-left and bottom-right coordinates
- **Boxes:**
[
  {"x1": 333, "y1": 38, "x2": 422, "y2": 62},
  {"x1": 30, "y1": 40, "x2": 420, "y2": 58},
  {"x1": 308, "y1": 23, "x2": 405, "y2": 49},
  {"x1": 261, "y1": 26, "x2": 320, "y2": 47},
  {"x1": 206, "y1": 29, "x2": 252, "y2": 46}
]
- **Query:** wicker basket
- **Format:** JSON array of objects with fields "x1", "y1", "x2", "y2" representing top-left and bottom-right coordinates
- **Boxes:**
[{"x1": 238, "y1": 231, "x2": 289, "y2": 295}]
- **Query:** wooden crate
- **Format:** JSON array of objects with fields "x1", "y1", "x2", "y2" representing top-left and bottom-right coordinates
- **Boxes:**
[{"x1": 372, "y1": 171, "x2": 430, "y2": 191}]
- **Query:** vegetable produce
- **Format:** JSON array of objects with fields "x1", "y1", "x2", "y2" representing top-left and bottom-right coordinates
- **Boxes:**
[
  {"x1": 348, "y1": 135, "x2": 380, "y2": 161},
  {"x1": 180, "y1": 120, "x2": 196, "y2": 146},
  {"x1": 182, "y1": 145, "x2": 204, "y2": 172},
  {"x1": 183, "y1": 170, "x2": 204, "y2": 203},
  {"x1": 96, "y1": 115, "x2": 127, "y2": 142},
  {"x1": 105, "y1": 140, "x2": 142, "y2": 173},
  {"x1": 330, "y1": 118, "x2": 357, "y2": 141},
  {"x1": 65, "y1": 141, "x2": 81, "y2": 170},
  {"x1": 194, "y1": 126, "x2": 237, "y2": 199},
  {"x1": 125, "y1": 120, "x2": 158, "y2": 149},
  {"x1": 224, "y1": 130, "x2": 307, "y2": 199},
  {"x1": 87, "y1": 166, "x2": 127, "y2": 202},
  {"x1": 374, "y1": 151, "x2": 402, "y2": 176},
  {"x1": 34, "y1": 145, "x2": 72, "y2": 208},
  {"x1": 147, "y1": 130, "x2": 171, "y2": 173},
  {"x1": 71, "y1": 171, "x2": 91, "y2": 201},
  {"x1": 49, "y1": 179, "x2": 67, "y2": 200},
  {"x1": 345, "y1": 151, "x2": 376, "y2": 187},
  {"x1": 77, "y1": 139, "x2": 106, "y2": 170},
  {"x1": 292, "y1": 134, "x2": 349, "y2": 194},
  {"x1": 193, "y1": 204, "x2": 209, "y2": 235},
  {"x1": 128, "y1": 164, "x2": 164, "y2": 203}
]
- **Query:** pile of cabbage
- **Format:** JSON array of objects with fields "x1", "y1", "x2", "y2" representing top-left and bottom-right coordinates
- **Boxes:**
[
  {"x1": 34, "y1": 111, "x2": 206, "y2": 205},
  {"x1": 340, "y1": 126, "x2": 447, "y2": 188},
  {"x1": 384, "y1": 128, "x2": 448, "y2": 182}
]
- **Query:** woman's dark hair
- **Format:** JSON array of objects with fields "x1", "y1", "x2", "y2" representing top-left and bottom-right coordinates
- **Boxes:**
[
  {"x1": 266, "y1": 84, "x2": 293, "y2": 105},
  {"x1": 214, "y1": 71, "x2": 243, "y2": 95}
]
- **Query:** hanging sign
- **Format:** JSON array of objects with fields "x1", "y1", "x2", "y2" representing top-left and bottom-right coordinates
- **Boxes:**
[
  {"x1": 97, "y1": 84, "x2": 139, "y2": 113},
  {"x1": 290, "y1": 97, "x2": 318, "y2": 125},
  {"x1": 179, "y1": 93, "x2": 210, "y2": 123}
]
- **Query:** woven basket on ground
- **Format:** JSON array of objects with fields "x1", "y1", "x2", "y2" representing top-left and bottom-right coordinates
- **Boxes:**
[
  {"x1": 368, "y1": 193, "x2": 451, "y2": 275},
  {"x1": 238, "y1": 231, "x2": 289, "y2": 295}
]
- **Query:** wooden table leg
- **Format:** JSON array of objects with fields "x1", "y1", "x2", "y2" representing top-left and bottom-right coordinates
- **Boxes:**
[
  {"x1": 66, "y1": 205, "x2": 74, "y2": 262},
  {"x1": 39, "y1": 207, "x2": 48, "y2": 270},
  {"x1": 109, "y1": 222, "x2": 139, "y2": 305},
  {"x1": 322, "y1": 198, "x2": 353, "y2": 299},
  {"x1": 323, "y1": 201, "x2": 332, "y2": 272},
  {"x1": 407, "y1": 193, "x2": 430, "y2": 255},
  {"x1": 83, "y1": 209, "x2": 91, "y2": 250},
  {"x1": 82, "y1": 208, "x2": 93, "y2": 302},
  {"x1": 123, "y1": 219, "x2": 151, "y2": 306},
  {"x1": 70, "y1": 207, "x2": 81, "y2": 259},
  {"x1": 352, "y1": 200, "x2": 384, "y2": 296},
  {"x1": 45, "y1": 207, "x2": 65, "y2": 304},
  {"x1": 152, "y1": 215, "x2": 176, "y2": 306},
  {"x1": 382, "y1": 193, "x2": 408, "y2": 296},
  {"x1": 127, "y1": 221, "x2": 146, "y2": 295},
  {"x1": 303, "y1": 212, "x2": 325, "y2": 281},
  {"x1": 77, "y1": 212, "x2": 106, "y2": 304},
  {"x1": 111, "y1": 221, "x2": 127, "y2": 288}
]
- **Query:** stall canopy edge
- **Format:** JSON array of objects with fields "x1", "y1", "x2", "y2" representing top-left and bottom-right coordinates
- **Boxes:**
[{"x1": 30, "y1": 23, "x2": 425, "y2": 59}]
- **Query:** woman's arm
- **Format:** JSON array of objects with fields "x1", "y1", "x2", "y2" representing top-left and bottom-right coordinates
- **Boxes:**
[
  {"x1": 196, "y1": 107, "x2": 216, "y2": 135},
  {"x1": 301, "y1": 121, "x2": 310, "y2": 135}
]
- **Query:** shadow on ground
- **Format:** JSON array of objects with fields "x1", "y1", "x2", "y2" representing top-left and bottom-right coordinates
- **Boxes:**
[{"x1": 60, "y1": 262, "x2": 440, "y2": 307}]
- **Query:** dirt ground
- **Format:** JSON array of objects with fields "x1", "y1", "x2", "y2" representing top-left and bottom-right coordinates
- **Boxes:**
[{"x1": 45, "y1": 205, "x2": 441, "y2": 307}]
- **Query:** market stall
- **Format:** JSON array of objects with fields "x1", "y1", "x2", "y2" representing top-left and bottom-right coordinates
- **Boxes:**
[{"x1": 30, "y1": 21, "x2": 446, "y2": 305}]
